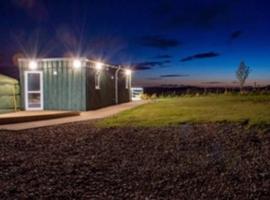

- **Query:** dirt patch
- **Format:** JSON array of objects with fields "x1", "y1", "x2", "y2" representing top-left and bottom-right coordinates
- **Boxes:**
[{"x1": 0, "y1": 123, "x2": 269, "y2": 199}]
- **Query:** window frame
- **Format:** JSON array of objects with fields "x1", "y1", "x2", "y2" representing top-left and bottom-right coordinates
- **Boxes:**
[
  {"x1": 125, "y1": 75, "x2": 130, "y2": 89},
  {"x1": 95, "y1": 71, "x2": 101, "y2": 90},
  {"x1": 24, "y1": 71, "x2": 44, "y2": 110}
]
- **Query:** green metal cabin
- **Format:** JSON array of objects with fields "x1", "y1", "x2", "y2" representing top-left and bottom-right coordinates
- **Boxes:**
[{"x1": 18, "y1": 58, "x2": 131, "y2": 111}]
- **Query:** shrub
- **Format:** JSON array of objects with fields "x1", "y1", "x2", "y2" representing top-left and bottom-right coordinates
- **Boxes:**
[
  {"x1": 150, "y1": 94, "x2": 157, "y2": 100},
  {"x1": 140, "y1": 93, "x2": 151, "y2": 100},
  {"x1": 140, "y1": 93, "x2": 158, "y2": 100}
]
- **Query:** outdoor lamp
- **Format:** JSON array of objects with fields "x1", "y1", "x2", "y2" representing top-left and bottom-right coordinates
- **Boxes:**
[
  {"x1": 29, "y1": 60, "x2": 37, "y2": 70},
  {"x1": 95, "y1": 62, "x2": 103, "y2": 71},
  {"x1": 125, "y1": 69, "x2": 132, "y2": 76},
  {"x1": 73, "y1": 59, "x2": 82, "y2": 69}
]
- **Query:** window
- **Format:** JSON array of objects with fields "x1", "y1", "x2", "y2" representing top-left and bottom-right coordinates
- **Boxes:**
[
  {"x1": 24, "y1": 71, "x2": 43, "y2": 110},
  {"x1": 95, "y1": 72, "x2": 101, "y2": 90},
  {"x1": 125, "y1": 75, "x2": 130, "y2": 89}
]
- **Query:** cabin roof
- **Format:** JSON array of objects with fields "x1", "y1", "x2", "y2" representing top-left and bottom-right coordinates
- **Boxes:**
[{"x1": 18, "y1": 57, "x2": 127, "y2": 70}]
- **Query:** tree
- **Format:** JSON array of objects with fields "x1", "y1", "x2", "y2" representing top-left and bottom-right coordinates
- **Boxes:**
[{"x1": 236, "y1": 61, "x2": 250, "y2": 92}]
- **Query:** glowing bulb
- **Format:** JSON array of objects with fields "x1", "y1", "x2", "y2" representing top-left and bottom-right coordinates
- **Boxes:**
[
  {"x1": 29, "y1": 60, "x2": 37, "y2": 70},
  {"x1": 73, "y1": 59, "x2": 82, "y2": 69},
  {"x1": 95, "y1": 62, "x2": 103, "y2": 71},
  {"x1": 125, "y1": 69, "x2": 132, "y2": 76}
]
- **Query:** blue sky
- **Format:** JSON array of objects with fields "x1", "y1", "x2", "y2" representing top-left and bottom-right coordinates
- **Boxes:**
[{"x1": 0, "y1": 0, "x2": 269, "y2": 86}]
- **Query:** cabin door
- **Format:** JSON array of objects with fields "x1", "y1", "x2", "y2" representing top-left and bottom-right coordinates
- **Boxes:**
[{"x1": 24, "y1": 71, "x2": 43, "y2": 110}]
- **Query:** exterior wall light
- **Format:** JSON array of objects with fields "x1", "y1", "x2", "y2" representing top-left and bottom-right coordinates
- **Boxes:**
[
  {"x1": 73, "y1": 59, "x2": 82, "y2": 69},
  {"x1": 125, "y1": 69, "x2": 132, "y2": 76},
  {"x1": 95, "y1": 62, "x2": 103, "y2": 71},
  {"x1": 29, "y1": 60, "x2": 38, "y2": 70}
]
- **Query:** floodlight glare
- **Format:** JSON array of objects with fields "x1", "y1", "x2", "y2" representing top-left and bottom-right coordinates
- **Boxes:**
[
  {"x1": 125, "y1": 69, "x2": 132, "y2": 76},
  {"x1": 73, "y1": 59, "x2": 82, "y2": 69},
  {"x1": 29, "y1": 60, "x2": 37, "y2": 70},
  {"x1": 95, "y1": 62, "x2": 103, "y2": 71}
]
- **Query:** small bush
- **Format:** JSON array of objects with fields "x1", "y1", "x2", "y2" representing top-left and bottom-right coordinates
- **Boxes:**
[
  {"x1": 140, "y1": 93, "x2": 158, "y2": 100},
  {"x1": 150, "y1": 94, "x2": 157, "y2": 100},
  {"x1": 140, "y1": 93, "x2": 150, "y2": 100}
]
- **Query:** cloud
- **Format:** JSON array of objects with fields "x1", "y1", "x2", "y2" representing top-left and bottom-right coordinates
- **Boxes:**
[
  {"x1": 160, "y1": 74, "x2": 189, "y2": 78},
  {"x1": 139, "y1": 35, "x2": 180, "y2": 49},
  {"x1": 156, "y1": 1, "x2": 235, "y2": 30},
  {"x1": 153, "y1": 54, "x2": 172, "y2": 59},
  {"x1": 132, "y1": 66, "x2": 152, "y2": 71},
  {"x1": 56, "y1": 26, "x2": 78, "y2": 49},
  {"x1": 12, "y1": 0, "x2": 49, "y2": 21},
  {"x1": 132, "y1": 60, "x2": 171, "y2": 71},
  {"x1": 161, "y1": 60, "x2": 171, "y2": 64},
  {"x1": 86, "y1": 35, "x2": 128, "y2": 61},
  {"x1": 230, "y1": 30, "x2": 243, "y2": 40},
  {"x1": 137, "y1": 61, "x2": 169, "y2": 67},
  {"x1": 181, "y1": 52, "x2": 220, "y2": 62},
  {"x1": 12, "y1": 0, "x2": 36, "y2": 9},
  {"x1": 146, "y1": 77, "x2": 163, "y2": 80}
]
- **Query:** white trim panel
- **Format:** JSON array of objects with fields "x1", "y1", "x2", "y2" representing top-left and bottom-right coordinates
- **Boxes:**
[{"x1": 24, "y1": 71, "x2": 44, "y2": 111}]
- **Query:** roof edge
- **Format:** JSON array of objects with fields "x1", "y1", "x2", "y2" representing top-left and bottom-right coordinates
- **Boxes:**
[
  {"x1": 18, "y1": 57, "x2": 126, "y2": 69},
  {"x1": 0, "y1": 74, "x2": 18, "y2": 84}
]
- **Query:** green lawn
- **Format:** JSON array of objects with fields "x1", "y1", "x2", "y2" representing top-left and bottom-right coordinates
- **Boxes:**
[{"x1": 98, "y1": 95, "x2": 270, "y2": 127}]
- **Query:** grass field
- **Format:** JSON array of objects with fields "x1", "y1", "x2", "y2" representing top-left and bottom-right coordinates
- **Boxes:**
[{"x1": 99, "y1": 94, "x2": 270, "y2": 127}]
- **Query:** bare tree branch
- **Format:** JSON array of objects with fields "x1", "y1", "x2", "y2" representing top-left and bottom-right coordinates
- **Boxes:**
[{"x1": 236, "y1": 61, "x2": 251, "y2": 92}]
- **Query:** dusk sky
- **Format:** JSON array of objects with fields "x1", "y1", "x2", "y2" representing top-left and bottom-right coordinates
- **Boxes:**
[{"x1": 0, "y1": 0, "x2": 270, "y2": 87}]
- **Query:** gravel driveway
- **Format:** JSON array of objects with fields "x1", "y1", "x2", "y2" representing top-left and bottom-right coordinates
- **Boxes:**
[{"x1": 0, "y1": 122, "x2": 269, "y2": 199}]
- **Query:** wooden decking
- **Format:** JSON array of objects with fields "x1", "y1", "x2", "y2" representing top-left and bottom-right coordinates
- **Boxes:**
[
  {"x1": 0, "y1": 101, "x2": 147, "y2": 130},
  {"x1": 0, "y1": 111, "x2": 80, "y2": 125}
]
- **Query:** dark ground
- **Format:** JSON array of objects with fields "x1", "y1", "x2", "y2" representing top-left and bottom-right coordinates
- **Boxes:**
[{"x1": 0, "y1": 122, "x2": 269, "y2": 199}]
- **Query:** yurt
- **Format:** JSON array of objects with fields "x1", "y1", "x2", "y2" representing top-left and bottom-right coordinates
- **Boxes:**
[{"x1": 0, "y1": 74, "x2": 20, "y2": 113}]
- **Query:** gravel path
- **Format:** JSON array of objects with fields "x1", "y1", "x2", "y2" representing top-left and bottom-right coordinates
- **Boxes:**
[{"x1": 0, "y1": 123, "x2": 269, "y2": 199}]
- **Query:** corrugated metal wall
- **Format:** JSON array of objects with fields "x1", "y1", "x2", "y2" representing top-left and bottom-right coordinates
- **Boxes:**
[
  {"x1": 19, "y1": 59, "x2": 131, "y2": 111},
  {"x1": 85, "y1": 64, "x2": 116, "y2": 110},
  {"x1": 19, "y1": 60, "x2": 86, "y2": 111},
  {"x1": 43, "y1": 60, "x2": 86, "y2": 111},
  {"x1": 117, "y1": 71, "x2": 131, "y2": 104}
]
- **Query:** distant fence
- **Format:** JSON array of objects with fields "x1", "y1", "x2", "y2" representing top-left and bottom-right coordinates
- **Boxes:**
[{"x1": 143, "y1": 86, "x2": 270, "y2": 96}]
